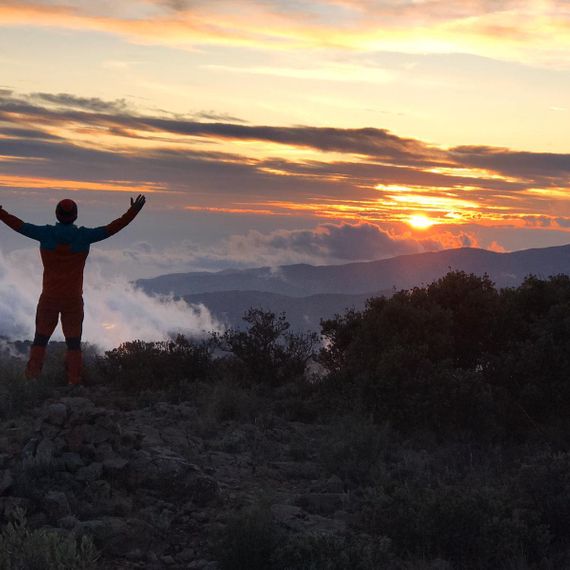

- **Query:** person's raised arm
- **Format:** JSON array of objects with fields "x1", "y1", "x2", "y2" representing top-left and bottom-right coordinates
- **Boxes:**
[
  {"x1": 84, "y1": 195, "x2": 146, "y2": 244},
  {"x1": 0, "y1": 204, "x2": 24, "y2": 232},
  {"x1": 0, "y1": 205, "x2": 46, "y2": 241}
]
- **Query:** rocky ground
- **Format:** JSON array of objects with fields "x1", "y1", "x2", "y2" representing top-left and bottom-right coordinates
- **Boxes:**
[{"x1": 0, "y1": 384, "x2": 353, "y2": 569}]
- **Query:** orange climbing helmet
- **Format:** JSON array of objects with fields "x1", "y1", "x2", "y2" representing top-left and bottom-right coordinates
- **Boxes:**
[{"x1": 56, "y1": 199, "x2": 78, "y2": 224}]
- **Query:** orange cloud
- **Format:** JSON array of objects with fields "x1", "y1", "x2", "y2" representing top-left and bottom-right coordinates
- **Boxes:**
[
  {"x1": 0, "y1": 173, "x2": 166, "y2": 193},
  {"x1": 0, "y1": 0, "x2": 569, "y2": 65},
  {"x1": 2, "y1": 90, "x2": 570, "y2": 235},
  {"x1": 184, "y1": 205, "x2": 282, "y2": 216}
]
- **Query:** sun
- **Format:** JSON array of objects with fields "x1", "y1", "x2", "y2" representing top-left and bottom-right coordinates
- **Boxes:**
[{"x1": 407, "y1": 214, "x2": 435, "y2": 230}]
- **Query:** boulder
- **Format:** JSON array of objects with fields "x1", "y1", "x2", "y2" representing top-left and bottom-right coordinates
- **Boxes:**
[
  {"x1": 186, "y1": 475, "x2": 219, "y2": 507},
  {"x1": 128, "y1": 447, "x2": 198, "y2": 489},
  {"x1": 61, "y1": 452, "x2": 84, "y2": 473},
  {"x1": 76, "y1": 462, "x2": 103, "y2": 482},
  {"x1": 44, "y1": 490, "x2": 71, "y2": 520},
  {"x1": 0, "y1": 470, "x2": 13, "y2": 496},
  {"x1": 295, "y1": 493, "x2": 344, "y2": 515},
  {"x1": 45, "y1": 403, "x2": 68, "y2": 426}
]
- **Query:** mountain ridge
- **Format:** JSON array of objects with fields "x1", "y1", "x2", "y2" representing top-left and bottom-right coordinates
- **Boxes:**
[{"x1": 137, "y1": 244, "x2": 570, "y2": 299}]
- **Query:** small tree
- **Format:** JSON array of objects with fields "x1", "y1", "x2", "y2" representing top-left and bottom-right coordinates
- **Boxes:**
[{"x1": 215, "y1": 308, "x2": 318, "y2": 385}]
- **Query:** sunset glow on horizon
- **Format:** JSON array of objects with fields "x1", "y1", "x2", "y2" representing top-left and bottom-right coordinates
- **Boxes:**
[{"x1": 1, "y1": 0, "x2": 570, "y2": 275}]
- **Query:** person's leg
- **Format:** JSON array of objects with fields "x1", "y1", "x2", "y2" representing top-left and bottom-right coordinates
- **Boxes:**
[
  {"x1": 61, "y1": 297, "x2": 84, "y2": 385},
  {"x1": 26, "y1": 295, "x2": 59, "y2": 380}
]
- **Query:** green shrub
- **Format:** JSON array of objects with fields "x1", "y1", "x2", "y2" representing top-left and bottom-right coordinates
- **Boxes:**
[{"x1": 0, "y1": 508, "x2": 99, "y2": 570}]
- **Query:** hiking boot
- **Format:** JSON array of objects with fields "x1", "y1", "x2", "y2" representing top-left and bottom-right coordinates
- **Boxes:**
[
  {"x1": 25, "y1": 345, "x2": 46, "y2": 380},
  {"x1": 65, "y1": 350, "x2": 82, "y2": 385}
]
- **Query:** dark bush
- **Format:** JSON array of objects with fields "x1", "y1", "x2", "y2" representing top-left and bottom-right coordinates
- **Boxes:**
[
  {"x1": 216, "y1": 504, "x2": 277, "y2": 570},
  {"x1": 320, "y1": 272, "x2": 570, "y2": 438},
  {"x1": 215, "y1": 308, "x2": 318, "y2": 386},
  {"x1": 97, "y1": 334, "x2": 213, "y2": 390}
]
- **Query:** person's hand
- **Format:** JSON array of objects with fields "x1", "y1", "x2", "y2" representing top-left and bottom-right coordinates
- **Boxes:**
[{"x1": 130, "y1": 194, "x2": 146, "y2": 212}]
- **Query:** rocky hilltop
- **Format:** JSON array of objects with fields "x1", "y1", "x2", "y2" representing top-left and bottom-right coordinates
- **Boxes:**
[{"x1": 0, "y1": 384, "x2": 353, "y2": 569}]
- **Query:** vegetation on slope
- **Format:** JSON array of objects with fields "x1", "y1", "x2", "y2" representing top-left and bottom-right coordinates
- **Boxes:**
[{"x1": 2, "y1": 271, "x2": 570, "y2": 568}]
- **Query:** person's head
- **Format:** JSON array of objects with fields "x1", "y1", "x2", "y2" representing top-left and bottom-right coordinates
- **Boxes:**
[{"x1": 56, "y1": 199, "x2": 78, "y2": 224}]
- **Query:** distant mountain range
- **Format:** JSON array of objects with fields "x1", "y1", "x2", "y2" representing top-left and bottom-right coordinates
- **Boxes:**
[
  {"x1": 137, "y1": 244, "x2": 570, "y2": 330},
  {"x1": 182, "y1": 290, "x2": 378, "y2": 331}
]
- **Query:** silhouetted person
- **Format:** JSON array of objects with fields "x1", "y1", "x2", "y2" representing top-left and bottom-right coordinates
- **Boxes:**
[{"x1": 0, "y1": 195, "x2": 146, "y2": 384}]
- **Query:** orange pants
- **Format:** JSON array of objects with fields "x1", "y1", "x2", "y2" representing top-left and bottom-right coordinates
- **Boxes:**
[{"x1": 26, "y1": 294, "x2": 84, "y2": 384}]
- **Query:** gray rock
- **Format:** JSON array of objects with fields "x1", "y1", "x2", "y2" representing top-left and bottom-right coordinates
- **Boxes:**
[
  {"x1": 103, "y1": 456, "x2": 129, "y2": 477},
  {"x1": 0, "y1": 470, "x2": 13, "y2": 496},
  {"x1": 85, "y1": 480, "x2": 112, "y2": 504},
  {"x1": 323, "y1": 475, "x2": 344, "y2": 493},
  {"x1": 62, "y1": 452, "x2": 84, "y2": 473},
  {"x1": 82, "y1": 424, "x2": 112, "y2": 445},
  {"x1": 95, "y1": 443, "x2": 115, "y2": 462},
  {"x1": 271, "y1": 504, "x2": 306, "y2": 531},
  {"x1": 187, "y1": 475, "x2": 219, "y2": 507},
  {"x1": 78, "y1": 516, "x2": 128, "y2": 543},
  {"x1": 59, "y1": 397, "x2": 94, "y2": 414},
  {"x1": 44, "y1": 491, "x2": 71, "y2": 519},
  {"x1": 270, "y1": 461, "x2": 320, "y2": 480},
  {"x1": 177, "y1": 548, "x2": 196, "y2": 562},
  {"x1": 128, "y1": 447, "x2": 197, "y2": 488},
  {"x1": 188, "y1": 560, "x2": 210, "y2": 569},
  {"x1": 76, "y1": 462, "x2": 103, "y2": 482},
  {"x1": 58, "y1": 515, "x2": 79, "y2": 530},
  {"x1": 296, "y1": 493, "x2": 343, "y2": 515},
  {"x1": 21, "y1": 439, "x2": 38, "y2": 463},
  {"x1": 126, "y1": 549, "x2": 144, "y2": 561},
  {"x1": 46, "y1": 403, "x2": 68, "y2": 426},
  {"x1": 0, "y1": 497, "x2": 31, "y2": 517},
  {"x1": 35, "y1": 439, "x2": 56, "y2": 465}
]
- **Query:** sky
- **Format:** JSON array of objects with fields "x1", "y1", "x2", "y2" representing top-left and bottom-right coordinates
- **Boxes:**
[{"x1": 1, "y1": 0, "x2": 570, "y2": 281}]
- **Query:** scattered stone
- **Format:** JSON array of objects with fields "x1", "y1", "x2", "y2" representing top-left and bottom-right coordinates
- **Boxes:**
[
  {"x1": 323, "y1": 475, "x2": 344, "y2": 493},
  {"x1": 161, "y1": 555, "x2": 175, "y2": 565},
  {"x1": 102, "y1": 456, "x2": 129, "y2": 477},
  {"x1": 270, "y1": 461, "x2": 320, "y2": 480},
  {"x1": 188, "y1": 560, "x2": 210, "y2": 569},
  {"x1": 296, "y1": 493, "x2": 344, "y2": 516},
  {"x1": 82, "y1": 424, "x2": 113, "y2": 445},
  {"x1": 128, "y1": 447, "x2": 195, "y2": 488},
  {"x1": 46, "y1": 403, "x2": 68, "y2": 426},
  {"x1": 59, "y1": 397, "x2": 94, "y2": 414},
  {"x1": 177, "y1": 548, "x2": 196, "y2": 562},
  {"x1": 0, "y1": 470, "x2": 13, "y2": 496},
  {"x1": 0, "y1": 497, "x2": 31, "y2": 517},
  {"x1": 271, "y1": 504, "x2": 307, "y2": 531},
  {"x1": 61, "y1": 452, "x2": 84, "y2": 472},
  {"x1": 187, "y1": 475, "x2": 219, "y2": 506},
  {"x1": 58, "y1": 515, "x2": 79, "y2": 530},
  {"x1": 44, "y1": 490, "x2": 71, "y2": 520},
  {"x1": 78, "y1": 516, "x2": 129, "y2": 546},
  {"x1": 21, "y1": 439, "x2": 38, "y2": 463},
  {"x1": 126, "y1": 549, "x2": 144, "y2": 561},
  {"x1": 76, "y1": 462, "x2": 103, "y2": 482},
  {"x1": 35, "y1": 438, "x2": 56, "y2": 465}
]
